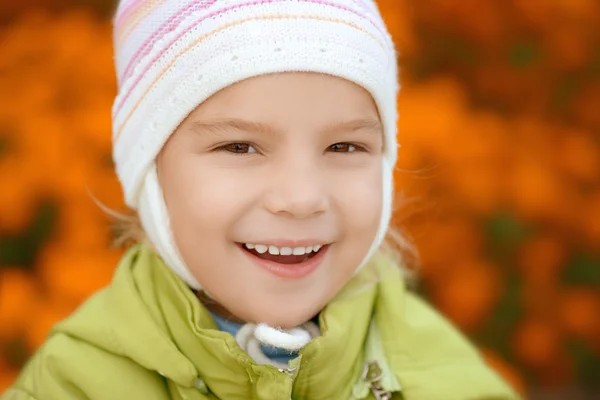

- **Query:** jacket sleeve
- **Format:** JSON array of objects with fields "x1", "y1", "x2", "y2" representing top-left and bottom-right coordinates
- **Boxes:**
[
  {"x1": 1, "y1": 388, "x2": 39, "y2": 400},
  {"x1": 394, "y1": 293, "x2": 523, "y2": 400},
  {"x1": 2, "y1": 333, "x2": 169, "y2": 400},
  {"x1": 1, "y1": 337, "x2": 92, "y2": 400}
]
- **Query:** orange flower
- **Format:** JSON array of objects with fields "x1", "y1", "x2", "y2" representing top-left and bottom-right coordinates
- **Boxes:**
[
  {"x1": 26, "y1": 241, "x2": 123, "y2": 352},
  {"x1": 0, "y1": 357, "x2": 18, "y2": 394},
  {"x1": 551, "y1": 0, "x2": 600, "y2": 21},
  {"x1": 510, "y1": 0, "x2": 556, "y2": 34},
  {"x1": 415, "y1": 0, "x2": 504, "y2": 45},
  {"x1": 507, "y1": 158, "x2": 564, "y2": 222},
  {"x1": 376, "y1": 0, "x2": 416, "y2": 54},
  {"x1": 432, "y1": 258, "x2": 502, "y2": 332},
  {"x1": 10, "y1": 115, "x2": 74, "y2": 194},
  {"x1": 412, "y1": 215, "x2": 484, "y2": 281},
  {"x1": 556, "y1": 129, "x2": 600, "y2": 184},
  {"x1": 535, "y1": 349, "x2": 576, "y2": 388},
  {"x1": 472, "y1": 64, "x2": 553, "y2": 114},
  {"x1": 445, "y1": 161, "x2": 503, "y2": 215},
  {"x1": 68, "y1": 107, "x2": 114, "y2": 152},
  {"x1": 24, "y1": 293, "x2": 78, "y2": 353},
  {"x1": 558, "y1": 288, "x2": 600, "y2": 344},
  {"x1": 480, "y1": 348, "x2": 528, "y2": 398},
  {"x1": 434, "y1": 112, "x2": 509, "y2": 214},
  {"x1": 52, "y1": 196, "x2": 114, "y2": 251},
  {"x1": 37, "y1": 241, "x2": 122, "y2": 306},
  {"x1": 0, "y1": 268, "x2": 38, "y2": 340},
  {"x1": 545, "y1": 27, "x2": 591, "y2": 71},
  {"x1": 573, "y1": 82, "x2": 600, "y2": 130},
  {"x1": 520, "y1": 281, "x2": 558, "y2": 324},
  {"x1": 83, "y1": 166, "x2": 126, "y2": 212},
  {"x1": 0, "y1": 157, "x2": 39, "y2": 233},
  {"x1": 517, "y1": 234, "x2": 566, "y2": 285},
  {"x1": 512, "y1": 318, "x2": 562, "y2": 369},
  {"x1": 397, "y1": 78, "x2": 469, "y2": 156},
  {"x1": 584, "y1": 192, "x2": 600, "y2": 248},
  {"x1": 393, "y1": 143, "x2": 427, "y2": 174}
]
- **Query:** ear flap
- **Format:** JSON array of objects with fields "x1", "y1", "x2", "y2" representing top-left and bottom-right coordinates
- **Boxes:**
[{"x1": 138, "y1": 163, "x2": 203, "y2": 290}]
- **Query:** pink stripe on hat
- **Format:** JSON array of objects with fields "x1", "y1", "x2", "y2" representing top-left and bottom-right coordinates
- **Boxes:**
[
  {"x1": 119, "y1": 0, "x2": 218, "y2": 85},
  {"x1": 115, "y1": 0, "x2": 168, "y2": 45},
  {"x1": 118, "y1": 0, "x2": 388, "y2": 85},
  {"x1": 114, "y1": 13, "x2": 386, "y2": 141},
  {"x1": 114, "y1": 0, "x2": 149, "y2": 27}
]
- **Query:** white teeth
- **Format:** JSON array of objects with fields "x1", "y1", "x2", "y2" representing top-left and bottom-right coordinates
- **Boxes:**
[
  {"x1": 292, "y1": 247, "x2": 306, "y2": 255},
  {"x1": 255, "y1": 244, "x2": 268, "y2": 254},
  {"x1": 280, "y1": 247, "x2": 293, "y2": 256},
  {"x1": 268, "y1": 245, "x2": 280, "y2": 255},
  {"x1": 246, "y1": 244, "x2": 324, "y2": 255}
]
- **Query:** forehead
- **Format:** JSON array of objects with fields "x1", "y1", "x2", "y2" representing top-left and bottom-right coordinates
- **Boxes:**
[{"x1": 188, "y1": 72, "x2": 380, "y2": 128}]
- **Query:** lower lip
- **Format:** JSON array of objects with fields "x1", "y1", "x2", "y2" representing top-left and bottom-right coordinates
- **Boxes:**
[{"x1": 240, "y1": 245, "x2": 329, "y2": 279}]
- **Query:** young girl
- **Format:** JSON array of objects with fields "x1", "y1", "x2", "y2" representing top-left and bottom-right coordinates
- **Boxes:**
[{"x1": 4, "y1": 1, "x2": 520, "y2": 399}]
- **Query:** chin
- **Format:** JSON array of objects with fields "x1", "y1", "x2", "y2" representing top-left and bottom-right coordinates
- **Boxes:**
[
  {"x1": 266, "y1": 316, "x2": 315, "y2": 330},
  {"x1": 246, "y1": 304, "x2": 320, "y2": 329}
]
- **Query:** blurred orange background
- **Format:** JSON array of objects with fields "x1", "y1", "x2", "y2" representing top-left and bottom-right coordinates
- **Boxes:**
[{"x1": 0, "y1": 1, "x2": 599, "y2": 399}]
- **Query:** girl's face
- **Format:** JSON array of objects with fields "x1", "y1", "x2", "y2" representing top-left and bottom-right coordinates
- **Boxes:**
[{"x1": 158, "y1": 72, "x2": 383, "y2": 328}]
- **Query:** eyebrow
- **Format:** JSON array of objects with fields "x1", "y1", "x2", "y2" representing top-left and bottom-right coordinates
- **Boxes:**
[
  {"x1": 190, "y1": 118, "x2": 278, "y2": 136},
  {"x1": 324, "y1": 118, "x2": 383, "y2": 134},
  {"x1": 189, "y1": 117, "x2": 383, "y2": 136}
]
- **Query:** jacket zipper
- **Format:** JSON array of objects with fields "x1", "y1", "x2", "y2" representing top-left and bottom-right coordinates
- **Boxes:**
[
  {"x1": 363, "y1": 362, "x2": 393, "y2": 400},
  {"x1": 278, "y1": 366, "x2": 298, "y2": 400}
]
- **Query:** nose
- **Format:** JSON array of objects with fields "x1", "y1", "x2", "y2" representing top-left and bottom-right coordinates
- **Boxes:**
[{"x1": 263, "y1": 157, "x2": 329, "y2": 219}]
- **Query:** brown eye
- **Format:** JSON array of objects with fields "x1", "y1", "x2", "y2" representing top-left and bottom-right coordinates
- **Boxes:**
[
  {"x1": 220, "y1": 143, "x2": 257, "y2": 154},
  {"x1": 329, "y1": 143, "x2": 357, "y2": 153}
]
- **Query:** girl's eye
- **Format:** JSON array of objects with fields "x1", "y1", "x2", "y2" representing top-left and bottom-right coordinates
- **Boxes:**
[
  {"x1": 328, "y1": 143, "x2": 361, "y2": 153},
  {"x1": 218, "y1": 143, "x2": 257, "y2": 154}
]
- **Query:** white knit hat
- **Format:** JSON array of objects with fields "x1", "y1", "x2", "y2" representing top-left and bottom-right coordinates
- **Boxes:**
[{"x1": 112, "y1": 0, "x2": 399, "y2": 290}]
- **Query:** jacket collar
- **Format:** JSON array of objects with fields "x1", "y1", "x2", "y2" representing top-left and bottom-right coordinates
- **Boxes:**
[
  {"x1": 59, "y1": 244, "x2": 518, "y2": 400},
  {"x1": 106, "y1": 244, "x2": 382, "y2": 399}
]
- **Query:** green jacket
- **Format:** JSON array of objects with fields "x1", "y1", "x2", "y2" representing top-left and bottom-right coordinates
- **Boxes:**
[{"x1": 3, "y1": 244, "x2": 519, "y2": 400}]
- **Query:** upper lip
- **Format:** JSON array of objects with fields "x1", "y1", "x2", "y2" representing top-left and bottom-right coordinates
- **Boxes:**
[{"x1": 237, "y1": 240, "x2": 331, "y2": 247}]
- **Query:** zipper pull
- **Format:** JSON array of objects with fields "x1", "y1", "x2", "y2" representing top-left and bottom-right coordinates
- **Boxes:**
[
  {"x1": 278, "y1": 367, "x2": 297, "y2": 376},
  {"x1": 362, "y1": 362, "x2": 393, "y2": 400}
]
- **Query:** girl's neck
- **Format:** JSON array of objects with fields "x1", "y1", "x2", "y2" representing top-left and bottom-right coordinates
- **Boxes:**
[
  {"x1": 195, "y1": 290, "x2": 322, "y2": 327},
  {"x1": 194, "y1": 290, "x2": 246, "y2": 324}
]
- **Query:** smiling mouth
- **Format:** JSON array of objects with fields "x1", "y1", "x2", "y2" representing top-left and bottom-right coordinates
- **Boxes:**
[{"x1": 238, "y1": 243, "x2": 327, "y2": 265}]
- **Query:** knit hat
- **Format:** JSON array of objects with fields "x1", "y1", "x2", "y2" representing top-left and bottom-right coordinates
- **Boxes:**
[{"x1": 111, "y1": 0, "x2": 399, "y2": 290}]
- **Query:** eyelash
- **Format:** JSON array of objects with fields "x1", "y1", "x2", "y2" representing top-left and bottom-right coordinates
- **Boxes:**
[
  {"x1": 327, "y1": 142, "x2": 367, "y2": 153},
  {"x1": 215, "y1": 142, "x2": 367, "y2": 155},
  {"x1": 215, "y1": 142, "x2": 257, "y2": 154}
]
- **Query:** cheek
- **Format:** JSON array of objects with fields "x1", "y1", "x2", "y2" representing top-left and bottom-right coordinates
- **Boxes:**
[
  {"x1": 324, "y1": 162, "x2": 383, "y2": 295},
  {"x1": 162, "y1": 158, "x2": 261, "y2": 242},
  {"x1": 163, "y1": 162, "x2": 252, "y2": 287},
  {"x1": 333, "y1": 162, "x2": 383, "y2": 234}
]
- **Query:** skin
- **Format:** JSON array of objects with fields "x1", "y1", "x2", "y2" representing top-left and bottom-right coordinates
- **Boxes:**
[{"x1": 157, "y1": 72, "x2": 383, "y2": 328}]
